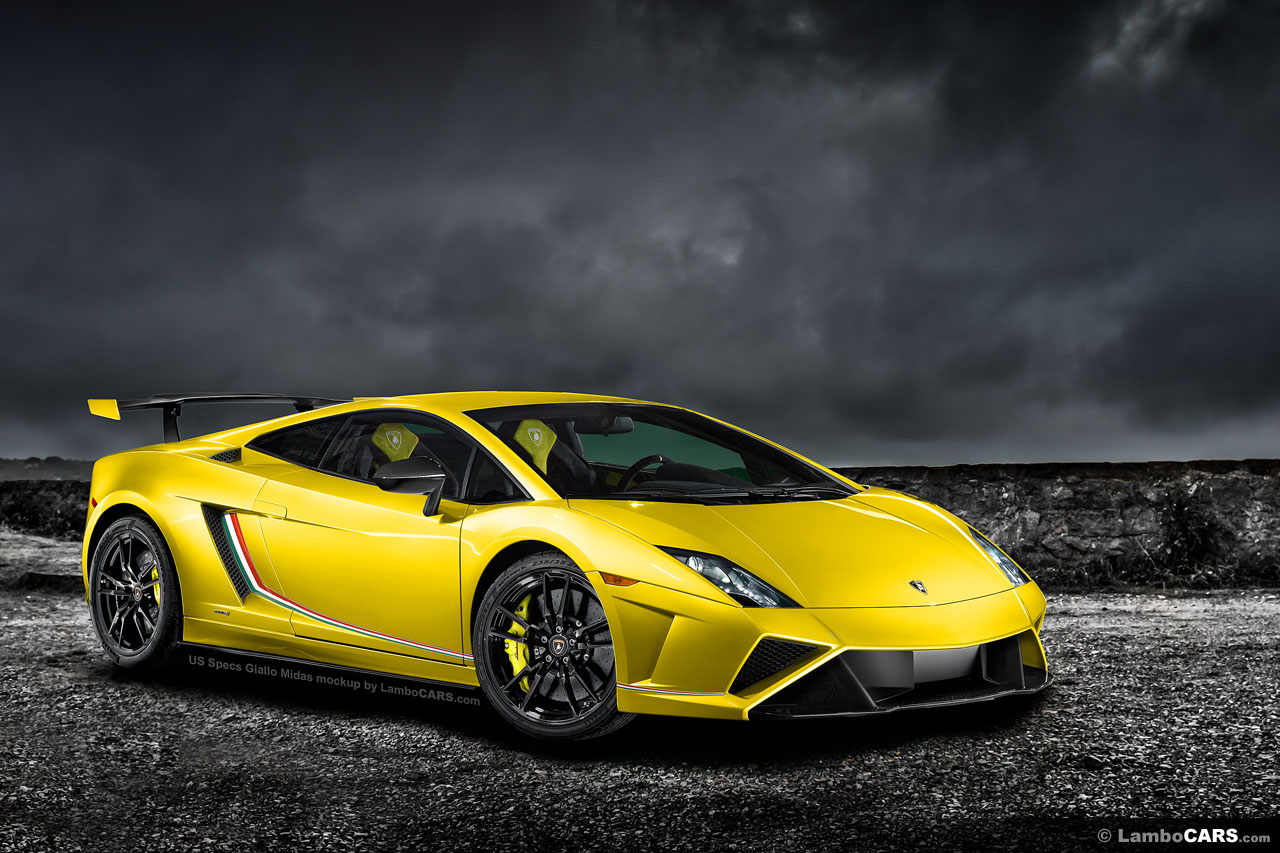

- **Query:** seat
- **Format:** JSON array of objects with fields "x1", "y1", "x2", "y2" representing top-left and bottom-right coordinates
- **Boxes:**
[
  {"x1": 510, "y1": 419, "x2": 596, "y2": 494},
  {"x1": 355, "y1": 422, "x2": 421, "y2": 478}
]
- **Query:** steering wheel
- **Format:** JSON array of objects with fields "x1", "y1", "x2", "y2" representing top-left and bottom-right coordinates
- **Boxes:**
[{"x1": 618, "y1": 454, "x2": 671, "y2": 491}]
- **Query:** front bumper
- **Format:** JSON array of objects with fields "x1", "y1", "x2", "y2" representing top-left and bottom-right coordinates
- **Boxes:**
[
  {"x1": 605, "y1": 580, "x2": 1049, "y2": 721},
  {"x1": 749, "y1": 631, "x2": 1050, "y2": 719}
]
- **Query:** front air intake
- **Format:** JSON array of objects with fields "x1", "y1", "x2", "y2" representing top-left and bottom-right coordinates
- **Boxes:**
[
  {"x1": 750, "y1": 631, "x2": 1050, "y2": 719},
  {"x1": 730, "y1": 638, "x2": 819, "y2": 694}
]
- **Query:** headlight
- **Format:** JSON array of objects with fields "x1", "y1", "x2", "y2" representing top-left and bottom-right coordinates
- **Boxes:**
[
  {"x1": 968, "y1": 525, "x2": 1030, "y2": 587},
  {"x1": 659, "y1": 548, "x2": 800, "y2": 608}
]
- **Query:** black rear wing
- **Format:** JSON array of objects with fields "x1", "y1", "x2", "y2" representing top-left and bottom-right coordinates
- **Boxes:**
[{"x1": 88, "y1": 393, "x2": 350, "y2": 443}]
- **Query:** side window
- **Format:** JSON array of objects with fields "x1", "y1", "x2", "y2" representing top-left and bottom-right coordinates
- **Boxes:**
[
  {"x1": 317, "y1": 413, "x2": 475, "y2": 500},
  {"x1": 247, "y1": 417, "x2": 344, "y2": 468},
  {"x1": 464, "y1": 453, "x2": 525, "y2": 504}
]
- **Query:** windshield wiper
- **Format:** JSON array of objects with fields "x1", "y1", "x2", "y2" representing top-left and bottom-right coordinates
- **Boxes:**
[
  {"x1": 576, "y1": 485, "x2": 783, "y2": 504},
  {"x1": 642, "y1": 485, "x2": 800, "y2": 503},
  {"x1": 575, "y1": 484, "x2": 851, "y2": 504},
  {"x1": 777, "y1": 483, "x2": 855, "y2": 498},
  {"x1": 571, "y1": 487, "x2": 721, "y2": 504}
]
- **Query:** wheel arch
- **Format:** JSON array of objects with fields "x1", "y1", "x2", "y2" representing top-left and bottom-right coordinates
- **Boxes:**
[
  {"x1": 83, "y1": 493, "x2": 183, "y2": 601},
  {"x1": 468, "y1": 540, "x2": 567, "y2": 639},
  {"x1": 84, "y1": 496, "x2": 187, "y2": 668},
  {"x1": 86, "y1": 502, "x2": 151, "y2": 564}
]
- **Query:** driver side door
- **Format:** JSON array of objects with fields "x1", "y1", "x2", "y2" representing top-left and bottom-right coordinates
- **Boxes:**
[{"x1": 251, "y1": 411, "x2": 476, "y2": 665}]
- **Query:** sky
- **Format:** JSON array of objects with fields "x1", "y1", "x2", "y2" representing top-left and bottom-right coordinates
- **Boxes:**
[{"x1": 2, "y1": 0, "x2": 1279, "y2": 466}]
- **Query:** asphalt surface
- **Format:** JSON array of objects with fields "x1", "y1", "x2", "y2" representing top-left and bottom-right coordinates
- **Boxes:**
[{"x1": 0, "y1": 533, "x2": 1277, "y2": 851}]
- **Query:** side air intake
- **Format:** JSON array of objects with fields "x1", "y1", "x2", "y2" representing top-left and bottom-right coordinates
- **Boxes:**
[
  {"x1": 730, "y1": 638, "x2": 819, "y2": 694},
  {"x1": 210, "y1": 448, "x2": 241, "y2": 463},
  {"x1": 202, "y1": 504, "x2": 249, "y2": 600}
]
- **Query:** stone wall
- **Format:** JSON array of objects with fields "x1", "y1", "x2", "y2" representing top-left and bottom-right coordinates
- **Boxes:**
[
  {"x1": 3, "y1": 460, "x2": 1279, "y2": 589},
  {"x1": 837, "y1": 460, "x2": 1280, "y2": 589},
  {"x1": 0, "y1": 481, "x2": 91, "y2": 541}
]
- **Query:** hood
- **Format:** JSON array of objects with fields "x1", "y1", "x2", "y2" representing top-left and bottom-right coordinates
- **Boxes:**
[{"x1": 568, "y1": 487, "x2": 1013, "y2": 607}]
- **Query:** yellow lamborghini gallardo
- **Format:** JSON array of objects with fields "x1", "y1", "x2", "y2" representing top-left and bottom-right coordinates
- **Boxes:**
[{"x1": 83, "y1": 391, "x2": 1049, "y2": 740}]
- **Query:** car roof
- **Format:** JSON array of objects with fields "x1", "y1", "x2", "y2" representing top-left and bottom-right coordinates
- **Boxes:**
[
  {"x1": 118, "y1": 391, "x2": 678, "y2": 466},
  {"x1": 353, "y1": 390, "x2": 661, "y2": 416}
]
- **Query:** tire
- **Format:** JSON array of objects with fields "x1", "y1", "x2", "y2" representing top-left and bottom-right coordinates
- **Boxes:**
[
  {"x1": 88, "y1": 515, "x2": 183, "y2": 670},
  {"x1": 473, "y1": 551, "x2": 635, "y2": 740}
]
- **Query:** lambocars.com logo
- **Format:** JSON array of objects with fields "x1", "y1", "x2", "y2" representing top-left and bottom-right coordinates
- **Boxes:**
[{"x1": 1098, "y1": 827, "x2": 1272, "y2": 844}]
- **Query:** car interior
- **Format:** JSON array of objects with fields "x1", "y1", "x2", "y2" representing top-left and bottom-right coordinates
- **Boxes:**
[
  {"x1": 490, "y1": 412, "x2": 766, "y2": 497},
  {"x1": 322, "y1": 418, "x2": 471, "y2": 499}
]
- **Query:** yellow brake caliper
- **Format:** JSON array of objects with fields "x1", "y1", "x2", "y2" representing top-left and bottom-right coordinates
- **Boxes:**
[
  {"x1": 152, "y1": 565, "x2": 160, "y2": 606},
  {"x1": 504, "y1": 594, "x2": 532, "y2": 692}
]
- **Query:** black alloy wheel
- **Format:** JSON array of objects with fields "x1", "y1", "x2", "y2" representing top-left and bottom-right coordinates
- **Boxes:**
[
  {"x1": 89, "y1": 515, "x2": 182, "y2": 669},
  {"x1": 473, "y1": 551, "x2": 634, "y2": 740}
]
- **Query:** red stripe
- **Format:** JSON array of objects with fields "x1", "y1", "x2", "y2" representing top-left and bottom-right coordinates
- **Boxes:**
[
  {"x1": 226, "y1": 513, "x2": 335, "y2": 622},
  {"x1": 227, "y1": 513, "x2": 266, "y2": 586}
]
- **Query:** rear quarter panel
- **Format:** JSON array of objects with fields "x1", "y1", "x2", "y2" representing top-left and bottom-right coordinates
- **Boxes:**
[{"x1": 83, "y1": 448, "x2": 267, "y2": 614}]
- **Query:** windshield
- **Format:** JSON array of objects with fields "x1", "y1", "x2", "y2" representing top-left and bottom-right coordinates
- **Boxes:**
[{"x1": 465, "y1": 402, "x2": 856, "y2": 504}]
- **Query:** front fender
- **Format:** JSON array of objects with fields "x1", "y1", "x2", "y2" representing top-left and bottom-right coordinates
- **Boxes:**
[{"x1": 458, "y1": 501, "x2": 741, "y2": 686}]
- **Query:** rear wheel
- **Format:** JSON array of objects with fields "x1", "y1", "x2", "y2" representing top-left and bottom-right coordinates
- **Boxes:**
[
  {"x1": 473, "y1": 551, "x2": 634, "y2": 740},
  {"x1": 88, "y1": 515, "x2": 182, "y2": 670}
]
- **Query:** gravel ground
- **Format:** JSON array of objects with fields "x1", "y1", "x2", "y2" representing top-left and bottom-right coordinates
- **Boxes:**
[{"x1": 0, "y1": 534, "x2": 1277, "y2": 851}]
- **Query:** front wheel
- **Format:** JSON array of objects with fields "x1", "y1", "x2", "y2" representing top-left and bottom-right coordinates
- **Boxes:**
[
  {"x1": 473, "y1": 551, "x2": 635, "y2": 740},
  {"x1": 88, "y1": 515, "x2": 182, "y2": 670}
]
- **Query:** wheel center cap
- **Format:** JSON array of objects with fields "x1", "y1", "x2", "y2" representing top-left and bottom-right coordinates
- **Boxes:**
[
  {"x1": 549, "y1": 635, "x2": 568, "y2": 657},
  {"x1": 132, "y1": 586, "x2": 142, "y2": 602}
]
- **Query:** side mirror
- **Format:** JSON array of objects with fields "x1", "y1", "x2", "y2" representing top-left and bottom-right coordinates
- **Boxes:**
[{"x1": 373, "y1": 456, "x2": 449, "y2": 516}]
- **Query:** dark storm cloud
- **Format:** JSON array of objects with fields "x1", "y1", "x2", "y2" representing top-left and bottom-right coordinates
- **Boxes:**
[
  {"x1": 2, "y1": 0, "x2": 1279, "y2": 464},
  {"x1": 627, "y1": 0, "x2": 1116, "y2": 140}
]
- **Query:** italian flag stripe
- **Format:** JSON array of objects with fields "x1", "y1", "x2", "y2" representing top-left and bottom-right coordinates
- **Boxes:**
[
  {"x1": 220, "y1": 511, "x2": 472, "y2": 661},
  {"x1": 617, "y1": 683, "x2": 723, "y2": 697}
]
